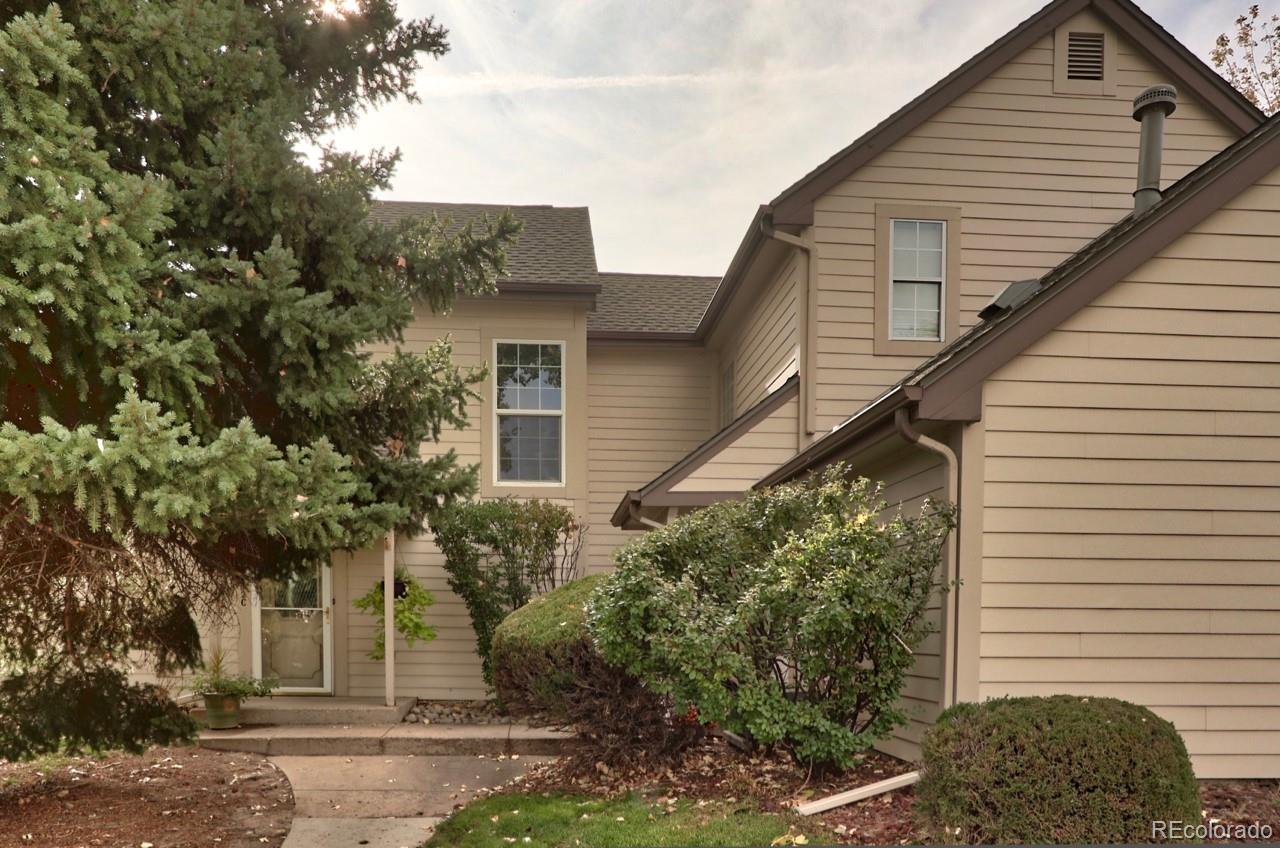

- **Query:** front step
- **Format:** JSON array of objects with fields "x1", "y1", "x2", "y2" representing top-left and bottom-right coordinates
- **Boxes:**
[
  {"x1": 192, "y1": 695, "x2": 415, "y2": 727},
  {"x1": 198, "y1": 723, "x2": 575, "y2": 757}
]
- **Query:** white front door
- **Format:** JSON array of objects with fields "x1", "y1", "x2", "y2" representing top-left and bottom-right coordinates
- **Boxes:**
[{"x1": 251, "y1": 563, "x2": 332, "y2": 693}]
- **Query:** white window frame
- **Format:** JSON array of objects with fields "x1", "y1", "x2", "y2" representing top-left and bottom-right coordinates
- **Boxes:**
[
  {"x1": 888, "y1": 218, "x2": 946, "y2": 343},
  {"x1": 492, "y1": 338, "x2": 566, "y2": 487}
]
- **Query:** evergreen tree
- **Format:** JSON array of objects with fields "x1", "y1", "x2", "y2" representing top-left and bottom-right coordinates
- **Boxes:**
[{"x1": 0, "y1": 1, "x2": 517, "y2": 757}]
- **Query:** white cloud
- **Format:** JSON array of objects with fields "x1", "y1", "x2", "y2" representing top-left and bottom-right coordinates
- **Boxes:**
[{"x1": 325, "y1": 0, "x2": 1249, "y2": 275}]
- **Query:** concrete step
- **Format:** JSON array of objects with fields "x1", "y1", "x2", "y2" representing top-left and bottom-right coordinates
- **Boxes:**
[
  {"x1": 192, "y1": 695, "x2": 414, "y2": 726},
  {"x1": 198, "y1": 722, "x2": 575, "y2": 757}
]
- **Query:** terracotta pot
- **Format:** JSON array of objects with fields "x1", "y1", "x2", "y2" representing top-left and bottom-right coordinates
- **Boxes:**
[{"x1": 202, "y1": 693, "x2": 242, "y2": 729}]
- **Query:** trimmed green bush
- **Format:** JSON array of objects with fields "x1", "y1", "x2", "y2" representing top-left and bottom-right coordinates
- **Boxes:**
[
  {"x1": 492, "y1": 574, "x2": 607, "y2": 717},
  {"x1": 916, "y1": 695, "x2": 1201, "y2": 844},
  {"x1": 492, "y1": 574, "x2": 701, "y2": 764},
  {"x1": 589, "y1": 465, "x2": 955, "y2": 771},
  {"x1": 431, "y1": 498, "x2": 583, "y2": 683}
]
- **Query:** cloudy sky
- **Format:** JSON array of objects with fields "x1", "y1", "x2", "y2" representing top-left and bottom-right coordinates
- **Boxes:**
[{"x1": 326, "y1": 0, "x2": 1248, "y2": 276}]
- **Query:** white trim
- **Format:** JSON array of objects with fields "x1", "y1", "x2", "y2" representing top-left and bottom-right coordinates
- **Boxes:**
[
  {"x1": 888, "y1": 218, "x2": 946, "y2": 342},
  {"x1": 491, "y1": 338, "x2": 567, "y2": 486},
  {"x1": 251, "y1": 564, "x2": 333, "y2": 694}
]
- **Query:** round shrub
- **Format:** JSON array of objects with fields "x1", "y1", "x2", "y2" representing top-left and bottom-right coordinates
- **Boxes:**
[
  {"x1": 492, "y1": 574, "x2": 700, "y2": 765},
  {"x1": 916, "y1": 695, "x2": 1200, "y2": 844}
]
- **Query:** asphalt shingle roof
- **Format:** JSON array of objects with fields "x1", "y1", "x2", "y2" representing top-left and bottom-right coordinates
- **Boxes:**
[
  {"x1": 369, "y1": 201, "x2": 599, "y2": 287},
  {"x1": 591, "y1": 272, "x2": 721, "y2": 334}
]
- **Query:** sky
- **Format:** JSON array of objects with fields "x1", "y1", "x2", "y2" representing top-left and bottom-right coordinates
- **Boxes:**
[{"x1": 325, "y1": 0, "x2": 1248, "y2": 277}]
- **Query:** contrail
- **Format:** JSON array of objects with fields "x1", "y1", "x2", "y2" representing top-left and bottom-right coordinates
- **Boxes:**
[{"x1": 416, "y1": 64, "x2": 864, "y2": 97}]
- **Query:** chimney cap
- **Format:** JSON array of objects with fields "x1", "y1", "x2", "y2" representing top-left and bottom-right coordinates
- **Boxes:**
[{"x1": 1133, "y1": 84, "x2": 1178, "y2": 120}]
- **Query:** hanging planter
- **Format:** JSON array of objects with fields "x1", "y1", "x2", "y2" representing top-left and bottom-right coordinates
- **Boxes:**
[{"x1": 352, "y1": 566, "x2": 437, "y2": 660}]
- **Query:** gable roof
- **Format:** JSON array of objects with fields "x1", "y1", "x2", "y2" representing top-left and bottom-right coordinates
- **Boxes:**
[
  {"x1": 611, "y1": 375, "x2": 800, "y2": 528},
  {"x1": 768, "y1": 0, "x2": 1264, "y2": 227},
  {"x1": 590, "y1": 272, "x2": 720, "y2": 335},
  {"x1": 759, "y1": 110, "x2": 1280, "y2": 487},
  {"x1": 687, "y1": 0, "x2": 1266, "y2": 345},
  {"x1": 370, "y1": 201, "x2": 600, "y2": 290}
]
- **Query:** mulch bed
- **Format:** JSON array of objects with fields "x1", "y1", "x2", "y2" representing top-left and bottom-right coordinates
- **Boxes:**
[
  {"x1": 0, "y1": 745, "x2": 293, "y2": 848},
  {"x1": 494, "y1": 736, "x2": 1280, "y2": 845}
]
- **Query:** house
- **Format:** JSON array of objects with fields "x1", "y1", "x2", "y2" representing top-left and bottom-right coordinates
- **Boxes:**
[{"x1": 180, "y1": 0, "x2": 1280, "y2": 778}]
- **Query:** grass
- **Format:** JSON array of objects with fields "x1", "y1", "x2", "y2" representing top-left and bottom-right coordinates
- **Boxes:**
[{"x1": 424, "y1": 792, "x2": 827, "y2": 847}]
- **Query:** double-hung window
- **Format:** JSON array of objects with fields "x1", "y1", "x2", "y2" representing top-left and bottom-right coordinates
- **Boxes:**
[
  {"x1": 495, "y1": 341, "x2": 563, "y2": 484},
  {"x1": 889, "y1": 219, "x2": 945, "y2": 341}
]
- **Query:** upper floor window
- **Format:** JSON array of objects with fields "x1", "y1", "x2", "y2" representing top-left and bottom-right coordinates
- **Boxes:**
[
  {"x1": 719, "y1": 362, "x2": 735, "y2": 428},
  {"x1": 874, "y1": 204, "x2": 960, "y2": 356},
  {"x1": 890, "y1": 219, "x2": 945, "y2": 341},
  {"x1": 495, "y1": 341, "x2": 563, "y2": 483}
]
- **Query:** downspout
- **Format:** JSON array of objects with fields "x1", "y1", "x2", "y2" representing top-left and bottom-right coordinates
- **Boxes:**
[
  {"x1": 798, "y1": 406, "x2": 962, "y2": 817},
  {"x1": 760, "y1": 217, "x2": 818, "y2": 445},
  {"x1": 894, "y1": 407, "x2": 960, "y2": 710}
]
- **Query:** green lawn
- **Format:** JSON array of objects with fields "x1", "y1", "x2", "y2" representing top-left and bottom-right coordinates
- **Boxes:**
[{"x1": 424, "y1": 792, "x2": 828, "y2": 847}]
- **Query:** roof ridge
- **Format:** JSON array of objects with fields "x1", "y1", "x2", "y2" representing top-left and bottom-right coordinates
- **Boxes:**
[{"x1": 766, "y1": 0, "x2": 1263, "y2": 226}]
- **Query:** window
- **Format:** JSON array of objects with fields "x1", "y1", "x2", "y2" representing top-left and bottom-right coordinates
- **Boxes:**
[
  {"x1": 719, "y1": 362, "x2": 735, "y2": 428},
  {"x1": 874, "y1": 204, "x2": 960, "y2": 355},
  {"x1": 890, "y1": 219, "x2": 945, "y2": 341},
  {"x1": 495, "y1": 341, "x2": 563, "y2": 483}
]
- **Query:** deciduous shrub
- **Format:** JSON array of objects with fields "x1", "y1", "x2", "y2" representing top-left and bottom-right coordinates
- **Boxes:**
[
  {"x1": 431, "y1": 498, "x2": 583, "y2": 683},
  {"x1": 589, "y1": 465, "x2": 954, "y2": 771},
  {"x1": 492, "y1": 574, "x2": 701, "y2": 765},
  {"x1": 916, "y1": 695, "x2": 1200, "y2": 844}
]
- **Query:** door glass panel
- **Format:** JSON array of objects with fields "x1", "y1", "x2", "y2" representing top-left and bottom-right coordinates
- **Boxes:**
[{"x1": 260, "y1": 566, "x2": 325, "y2": 689}]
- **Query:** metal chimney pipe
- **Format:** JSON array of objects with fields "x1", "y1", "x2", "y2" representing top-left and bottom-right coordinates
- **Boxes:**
[{"x1": 1132, "y1": 84, "x2": 1178, "y2": 213}]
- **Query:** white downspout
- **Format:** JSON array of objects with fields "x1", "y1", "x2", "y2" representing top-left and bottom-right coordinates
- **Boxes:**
[
  {"x1": 894, "y1": 407, "x2": 960, "y2": 710},
  {"x1": 383, "y1": 531, "x2": 396, "y2": 708},
  {"x1": 798, "y1": 407, "x2": 961, "y2": 817}
]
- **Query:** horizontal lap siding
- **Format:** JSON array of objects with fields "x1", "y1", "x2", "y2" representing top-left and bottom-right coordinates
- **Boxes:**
[
  {"x1": 980, "y1": 169, "x2": 1280, "y2": 778},
  {"x1": 723, "y1": 255, "x2": 801, "y2": 414},
  {"x1": 348, "y1": 299, "x2": 587, "y2": 700},
  {"x1": 670, "y1": 396, "x2": 798, "y2": 492},
  {"x1": 810, "y1": 11, "x2": 1237, "y2": 433},
  {"x1": 586, "y1": 346, "x2": 716, "y2": 569},
  {"x1": 857, "y1": 446, "x2": 947, "y2": 762}
]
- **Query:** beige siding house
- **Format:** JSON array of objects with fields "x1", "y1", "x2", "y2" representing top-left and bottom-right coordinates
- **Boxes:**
[{"x1": 170, "y1": 0, "x2": 1280, "y2": 778}]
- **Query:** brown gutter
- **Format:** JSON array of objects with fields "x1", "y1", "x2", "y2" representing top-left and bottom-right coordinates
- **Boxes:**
[
  {"x1": 692, "y1": 205, "x2": 770, "y2": 339},
  {"x1": 587, "y1": 330, "x2": 701, "y2": 345}
]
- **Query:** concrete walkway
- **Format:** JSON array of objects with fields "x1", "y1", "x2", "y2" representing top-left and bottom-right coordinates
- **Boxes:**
[
  {"x1": 274, "y1": 753, "x2": 550, "y2": 848},
  {"x1": 201, "y1": 722, "x2": 574, "y2": 756}
]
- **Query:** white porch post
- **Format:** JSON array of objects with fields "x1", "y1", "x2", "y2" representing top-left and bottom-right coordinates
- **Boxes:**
[{"x1": 383, "y1": 531, "x2": 396, "y2": 707}]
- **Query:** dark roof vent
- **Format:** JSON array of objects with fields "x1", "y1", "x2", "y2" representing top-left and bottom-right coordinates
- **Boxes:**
[
  {"x1": 1066, "y1": 32, "x2": 1105, "y2": 80},
  {"x1": 979, "y1": 279, "x2": 1040, "y2": 322}
]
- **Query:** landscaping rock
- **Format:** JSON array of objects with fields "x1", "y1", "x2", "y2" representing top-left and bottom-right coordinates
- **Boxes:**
[{"x1": 404, "y1": 699, "x2": 512, "y2": 726}]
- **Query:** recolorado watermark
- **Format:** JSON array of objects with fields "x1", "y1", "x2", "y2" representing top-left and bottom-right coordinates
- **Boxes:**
[{"x1": 1153, "y1": 819, "x2": 1273, "y2": 841}]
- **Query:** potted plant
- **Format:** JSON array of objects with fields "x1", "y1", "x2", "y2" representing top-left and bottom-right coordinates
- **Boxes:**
[{"x1": 191, "y1": 648, "x2": 276, "y2": 729}]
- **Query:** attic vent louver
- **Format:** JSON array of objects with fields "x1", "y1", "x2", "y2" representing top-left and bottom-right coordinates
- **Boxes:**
[{"x1": 1066, "y1": 32, "x2": 1105, "y2": 80}]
